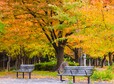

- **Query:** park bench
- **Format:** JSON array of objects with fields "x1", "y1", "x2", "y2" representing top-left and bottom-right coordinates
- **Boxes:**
[
  {"x1": 58, "y1": 66, "x2": 94, "y2": 84},
  {"x1": 16, "y1": 64, "x2": 34, "y2": 79}
]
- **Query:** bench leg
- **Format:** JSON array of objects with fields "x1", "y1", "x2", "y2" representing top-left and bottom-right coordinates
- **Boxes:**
[
  {"x1": 73, "y1": 76, "x2": 75, "y2": 83},
  {"x1": 17, "y1": 72, "x2": 18, "y2": 78},
  {"x1": 88, "y1": 76, "x2": 90, "y2": 84},
  {"x1": 60, "y1": 75, "x2": 63, "y2": 81},
  {"x1": 23, "y1": 72, "x2": 24, "y2": 78},
  {"x1": 29, "y1": 72, "x2": 31, "y2": 79}
]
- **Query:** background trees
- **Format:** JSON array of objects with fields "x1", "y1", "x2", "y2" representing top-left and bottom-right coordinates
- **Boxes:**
[{"x1": 0, "y1": 0, "x2": 113, "y2": 71}]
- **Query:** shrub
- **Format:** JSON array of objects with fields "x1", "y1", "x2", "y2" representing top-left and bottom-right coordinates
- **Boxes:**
[
  {"x1": 35, "y1": 61, "x2": 78, "y2": 71},
  {"x1": 91, "y1": 69, "x2": 114, "y2": 81},
  {"x1": 35, "y1": 61, "x2": 56, "y2": 71}
]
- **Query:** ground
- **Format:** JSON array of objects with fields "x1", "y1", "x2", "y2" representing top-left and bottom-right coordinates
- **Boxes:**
[{"x1": 0, "y1": 71, "x2": 114, "y2": 84}]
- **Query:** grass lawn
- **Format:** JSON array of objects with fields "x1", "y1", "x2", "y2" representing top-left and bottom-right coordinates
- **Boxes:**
[
  {"x1": 0, "y1": 67, "x2": 114, "y2": 83},
  {"x1": 0, "y1": 70, "x2": 85, "y2": 81},
  {"x1": 0, "y1": 70, "x2": 58, "y2": 79}
]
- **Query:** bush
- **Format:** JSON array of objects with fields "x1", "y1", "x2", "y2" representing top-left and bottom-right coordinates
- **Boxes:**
[
  {"x1": 107, "y1": 64, "x2": 114, "y2": 71},
  {"x1": 35, "y1": 61, "x2": 78, "y2": 71},
  {"x1": 35, "y1": 62, "x2": 56, "y2": 71},
  {"x1": 91, "y1": 68, "x2": 114, "y2": 81}
]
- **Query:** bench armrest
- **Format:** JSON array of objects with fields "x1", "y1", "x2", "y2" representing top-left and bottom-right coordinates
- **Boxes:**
[{"x1": 58, "y1": 70, "x2": 60, "y2": 74}]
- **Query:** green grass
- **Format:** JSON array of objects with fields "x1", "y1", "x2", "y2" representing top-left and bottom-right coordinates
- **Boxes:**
[
  {"x1": 0, "y1": 71, "x2": 6, "y2": 76},
  {"x1": 91, "y1": 66, "x2": 114, "y2": 81},
  {"x1": 0, "y1": 71, "x2": 14, "y2": 77},
  {"x1": 33, "y1": 71, "x2": 57, "y2": 77},
  {"x1": 0, "y1": 66, "x2": 114, "y2": 82}
]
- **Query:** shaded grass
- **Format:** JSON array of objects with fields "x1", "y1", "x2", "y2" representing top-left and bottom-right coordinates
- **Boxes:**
[
  {"x1": 0, "y1": 71, "x2": 6, "y2": 76},
  {"x1": 0, "y1": 71, "x2": 14, "y2": 77},
  {"x1": 33, "y1": 71, "x2": 57, "y2": 77},
  {"x1": 0, "y1": 67, "x2": 114, "y2": 82}
]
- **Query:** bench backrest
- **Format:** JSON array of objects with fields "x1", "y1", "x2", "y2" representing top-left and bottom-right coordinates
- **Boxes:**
[
  {"x1": 63, "y1": 66, "x2": 94, "y2": 76},
  {"x1": 20, "y1": 64, "x2": 34, "y2": 72}
]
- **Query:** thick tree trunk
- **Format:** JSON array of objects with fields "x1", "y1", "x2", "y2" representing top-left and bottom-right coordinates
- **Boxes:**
[
  {"x1": 55, "y1": 47, "x2": 64, "y2": 70},
  {"x1": 101, "y1": 55, "x2": 106, "y2": 68}
]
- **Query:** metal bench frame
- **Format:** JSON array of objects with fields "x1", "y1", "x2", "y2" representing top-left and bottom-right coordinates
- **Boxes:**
[
  {"x1": 16, "y1": 64, "x2": 34, "y2": 79},
  {"x1": 58, "y1": 66, "x2": 94, "y2": 84}
]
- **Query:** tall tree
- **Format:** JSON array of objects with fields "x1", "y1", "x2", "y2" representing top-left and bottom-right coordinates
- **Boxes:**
[{"x1": 1, "y1": 0, "x2": 83, "y2": 69}]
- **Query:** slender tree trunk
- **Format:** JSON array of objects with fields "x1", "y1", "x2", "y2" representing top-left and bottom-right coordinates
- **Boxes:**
[
  {"x1": 109, "y1": 52, "x2": 113, "y2": 66},
  {"x1": 74, "y1": 48, "x2": 79, "y2": 63},
  {"x1": 79, "y1": 56, "x2": 83, "y2": 66},
  {"x1": 36, "y1": 56, "x2": 40, "y2": 63},
  {"x1": 78, "y1": 48, "x2": 83, "y2": 66},
  {"x1": 113, "y1": 55, "x2": 114, "y2": 62},
  {"x1": 3, "y1": 55, "x2": 5, "y2": 70},
  {"x1": 89, "y1": 58, "x2": 91, "y2": 66},
  {"x1": 7, "y1": 56, "x2": 11, "y2": 71},
  {"x1": 95, "y1": 58, "x2": 98, "y2": 66},
  {"x1": 91, "y1": 58, "x2": 93, "y2": 66},
  {"x1": 18, "y1": 55, "x2": 21, "y2": 69},
  {"x1": 101, "y1": 55, "x2": 106, "y2": 68},
  {"x1": 98, "y1": 58, "x2": 101, "y2": 66},
  {"x1": 15, "y1": 58, "x2": 18, "y2": 70},
  {"x1": 93, "y1": 59, "x2": 96, "y2": 66}
]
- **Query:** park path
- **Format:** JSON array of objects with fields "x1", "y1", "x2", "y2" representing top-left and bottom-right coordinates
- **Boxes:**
[
  {"x1": 0, "y1": 72, "x2": 113, "y2": 84},
  {"x1": 0, "y1": 78, "x2": 113, "y2": 84}
]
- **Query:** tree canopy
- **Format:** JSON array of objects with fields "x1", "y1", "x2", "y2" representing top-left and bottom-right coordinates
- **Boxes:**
[{"x1": 0, "y1": 0, "x2": 114, "y2": 69}]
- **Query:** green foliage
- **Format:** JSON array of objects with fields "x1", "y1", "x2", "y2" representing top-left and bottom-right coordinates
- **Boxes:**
[
  {"x1": 68, "y1": 62, "x2": 79, "y2": 66},
  {"x1": 91, "y1": 68, "x2": 114, "y2": 81},
  {"x1": 107, "y1": 64, "x2": 114, "y2": 71},
  {"x1": 35, "y1": 62, "x2": 56, "y2": 71},
  {"x1": 35, "y1": 61, "x2": 78, "y2": 71},
  {"x1": 26, "y1": 43, "x2": 55, "y2": 58},
  {"x1": 33, "y1": 71, "x2": 57, "y2": 77},
  {"x1": 68, "y1": 81, "x2": 73, "y2": 84}
]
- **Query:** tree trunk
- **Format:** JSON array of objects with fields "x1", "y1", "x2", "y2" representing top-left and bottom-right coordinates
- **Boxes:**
[
  {"x1": 113, "y1": 55, "x2": 114, "y2": 62},
  {"x1": 98, "y1": 58, "x2": 101, "y2": 66},
  {"x1": 101, "y1": 55, "x2": 106, "y2": 68},
  {"x1": 109, "y1": 52, "x2": 113, "y2": 66},
  {"x1": 91, "y1": 58, "x2": 93, "y2": 66},
  {"x1": 95, "y1": 58, "x2": 98, "y2": 66},
  {"x1": 89, "y1": 58, "x2": 91, "y2": 66},
  {"x1": 3, "y1": 55, "x2": 5, "y2": 70},
  {"x1": 79, "y1": 55, "x2": 83, "y2": 66},
  {"x1": 55, "y1": 47, "x2": 64, "y2": 70},
  {"x1": 78, "y1": 48, "x2": 83, "y2": 66},
  {"x1": 15, "y1": 58, "x2": 18, "y2": 70},
  {"x1": 74, "y1": 48, "x2": 79, "y2": 63},
  {"x1": 93, "y1": 59, "x2": 95, "y2": 66},
  {"x1": 7, "y1": 56, "x2": 11, "y2": 71}
]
